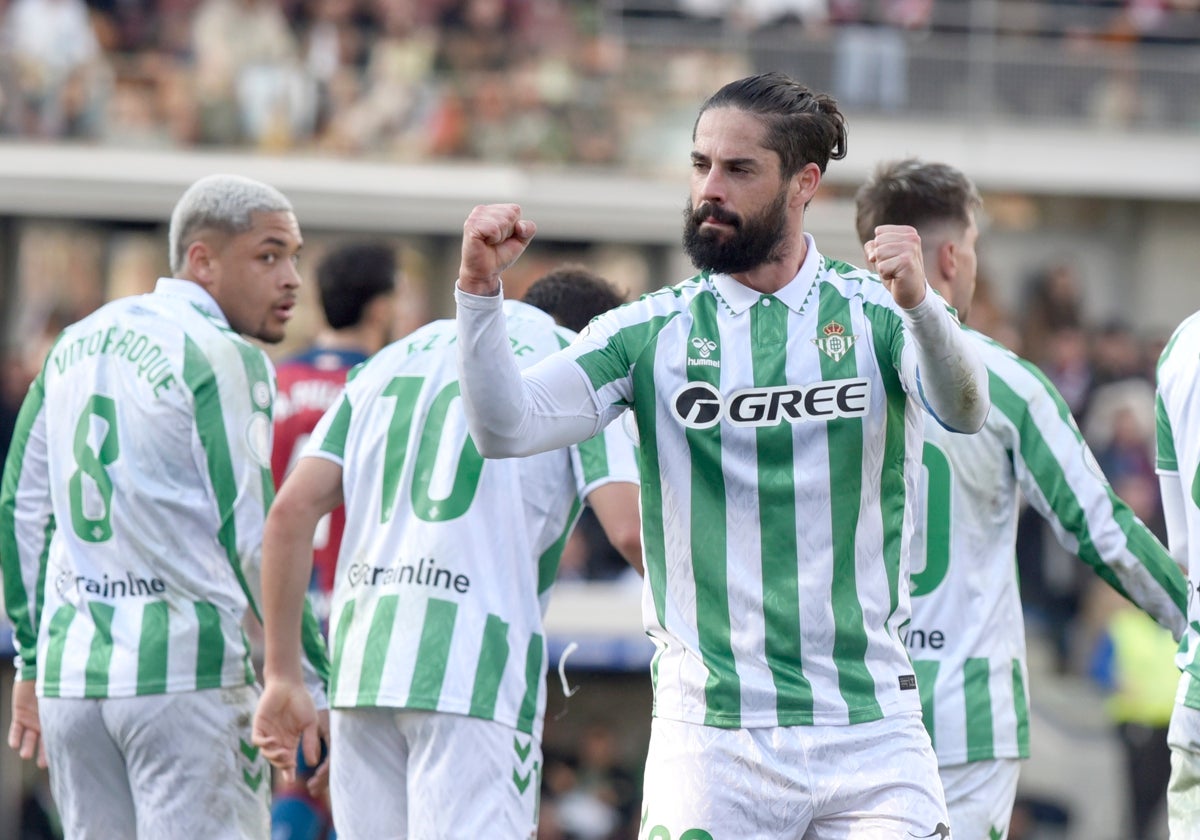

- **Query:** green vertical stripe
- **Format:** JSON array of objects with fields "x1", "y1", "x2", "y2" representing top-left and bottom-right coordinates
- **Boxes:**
[
  {"x1": 817, "y1": 285, "x2": 880, "y2": 722},
  {"x1": 0, "y1": 374, "x2": 48, "y2": 676},
  {"x1": 538, "y1": 501, "x2": 582, "y2": 595},
  {"x1": 41, "y1": 605, "x2": 77, "y2": 697},
  {"x1": 577, "y1": 432, "x2": 610, "y2": 485},
  {"x1": 574, "y1": 307, "x2": 677, "y2": 396},
  {"x1": 912, "y1": 659, "x2": 940, "y2": 750},
  {"x1": 1155, "y1": 392, "x2": 1177, "y2": 472},
  {"x1": 357, "y1": 595, "x2": 399, "y2": 706},
  {"x1": 1186, "y1": 663, "x2": 1200, "y2": 708},
  {"x1": 626, "y1": 326, "x2": 670, "y2": 706},
  {"x1": 183, "y1": 337, "x2": 260, "y2": 622},
  {"x1": 515, "y1": 634, "x2": 543, "y2": 735},
  {"x1": 240, "y1": 627, "x2": 255, "y2": 685},
  {"x1": 685, "y1": 294, "x2": 739, "y2": 725},
  {"x1": 408, "y1": 598, "x2": 458, "y2": 707},
  {"x1": 752, "y1": 296, "x2": 811, "y2": 723},
  {"x1": 964, "y1": 657, "x2": 995, "y2": 761},
  {"x1": 863, "y1": 300, "x2": 908, "y2": 627},
  {"x1": 137, "y1": 601, "x2": 170, "y2": 694},
  {"x1": 317, "y1": 396, "x2": 353, "y2": 459},
  {"x1": 469, "y1": 613, "x2": 511, "y2": 719},
  {"x1": 231, "y1": 339, "x2": 275, "y2": 523},
  {"x1": 573, "y1": 303, "x2": 684, "y2": 714},
  {"x1": 990, "y1": 370, "x2": 1185, "y2": 609},
  {"x1": 300, "y1": 600, "x2": 330, "y2": 686},
  {"x1": 27, "y1": 518, "x2": 54, "y2": 682},
  {"x1": 1012, "y1": 659, "x2": 1031, "y2": 758},
  {"x1": 195, "y1": 601, "x2": 225, "y2": 689},
  {"x1": 84, "y1": 602, "x2": 116, "y2": 698},
  {"x1": 327, "y1": 599, "x2": 356, "y2": 702}
]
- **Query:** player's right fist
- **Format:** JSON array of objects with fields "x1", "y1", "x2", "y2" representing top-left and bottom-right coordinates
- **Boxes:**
[{"x1": 458, "y1": 204, "x2": 538, "y2": 296}]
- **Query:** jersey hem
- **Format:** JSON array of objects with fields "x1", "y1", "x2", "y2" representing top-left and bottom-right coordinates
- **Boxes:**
[
  {"x1": 329, "y1": 694, "x2": 538, "y2": 736},
  {"x1": 650, "y1": 693, "x2": 924, "y2": 728}
]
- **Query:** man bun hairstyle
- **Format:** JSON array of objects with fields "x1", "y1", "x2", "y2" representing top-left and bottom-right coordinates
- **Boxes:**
[{"x1": 695, "y1": 72, "x2": 848, "y2": 178}]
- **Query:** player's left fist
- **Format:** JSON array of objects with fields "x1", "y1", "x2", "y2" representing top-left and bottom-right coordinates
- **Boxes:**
[{"x1": 864, "y1": 225, "x2": 927, "y2": 310}]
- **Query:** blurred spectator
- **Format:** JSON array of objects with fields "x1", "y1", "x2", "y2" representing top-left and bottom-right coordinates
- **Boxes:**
[
  {"x1": 1090, "y1": 319, "x2": 1150, "y2": 389},
  {"x1": 1039, "y1": 324, "x2": 1094, "y2": 417},
  {"x1": 317, "y1": 0, "x2": 440, "y2": 155},
  {"x1": 964, "y1": 268, "x2": 1023, "y2": 351},
  {"x1": 1017, "y1": 500, "x2": 1092, "y2": 674},
  {"x1": 830, "y1": 0, "x2": 931, "y2": 112},
  {"x1": 0, "y1": 352, "x2": 26, "y2": 464},
  {"x1": 300, "y1": 0, "x2": 370, "y2": 136},
  {"x1": 434, "y1": 0, "x2": 513, "y2": 75},
  {"x1": 1088, "y1": 586, "x2": 1178, "y2": 840},
  {"x1": 563, "y1": 28, "x2": 623, "y2": 167},
  {"x1": 2, "y1": 0, "x2": 109, "y2": 136},
  {"x1": 542, "y1": 721, "x2": 640, "y2": 840},
  {"x1": 191, "y1": 0, "x2": 312, "y2": 146},
  {"x1": 1020, "y1": 261, "x2": 1086, "y2": 370}
]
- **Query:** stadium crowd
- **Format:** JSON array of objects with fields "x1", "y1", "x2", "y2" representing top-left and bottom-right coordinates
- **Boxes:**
[{"x1": 0, "y1": 0, "x2": 1198, "y2": 163}]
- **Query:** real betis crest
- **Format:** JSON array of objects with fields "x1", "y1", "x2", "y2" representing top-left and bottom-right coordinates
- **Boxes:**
[{"x1": 812, "y1": 321, "x2": 857, "y2": 362}]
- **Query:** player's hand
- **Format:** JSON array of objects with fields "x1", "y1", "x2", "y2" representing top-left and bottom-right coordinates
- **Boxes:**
[
  {"x1": 8, "y1": 678, "x2": 48, "y2": 768},
  {"x1": 458, "y1": 203, "x2": 537, "y2": 296},
  {"x1": 864, "y1": 225, "x2": 927, "y2": 310},
  {"x1": 306, "y1": 707, "x2": 331, "y2": 798},
  {"x1": 252, "y1": 678, "x2": 318, "y2": 785}
]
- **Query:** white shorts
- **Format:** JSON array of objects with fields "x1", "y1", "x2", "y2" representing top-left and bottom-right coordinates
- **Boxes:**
[
  {"x1": 1168, "y1": 698, "x2": 1200, "y2": 836},
  {"x1": 39, "y1": 685, "x2": 268, "y2": 840},
  {"x1": 639, "y1": 711, "x2": 949, "y2": 840},
  {"x1": 329, "y1": 707, "x2": 540, "y2": 840},
  {"x1": 939, "y1": 758, "x2": 1021, "y2": 839}
]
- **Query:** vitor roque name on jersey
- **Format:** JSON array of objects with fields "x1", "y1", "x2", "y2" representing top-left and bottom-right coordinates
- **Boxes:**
[
  {"x1": 346, "y1": 557, "x2": 470, "y2": 594},
  {"x1": 50, "y1": 326, "x2": 176, "y2": 398},
  {"x1": 671, "y1": 377, "x2": 871, "y2": 429}
]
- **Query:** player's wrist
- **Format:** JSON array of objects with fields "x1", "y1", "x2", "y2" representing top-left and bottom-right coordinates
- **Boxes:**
[
  {"x1": 263, "y1": 657, "x2": 306, "y2": 684},
  {"x1": 455, "y1": 274, "x2": 502, "y2": 296},
  {"x1": 896, "y1": 280, "x2": 930, "y2": 311}
]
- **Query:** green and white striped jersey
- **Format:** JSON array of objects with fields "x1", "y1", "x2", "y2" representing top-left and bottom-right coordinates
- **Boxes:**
[
  {"x1": 0, "y1": 279, "x2": 328, "y2": 699},
  {"x1": 1155, "y1": 310, "x2": 1200, "y2": 711},
  {"x1": 518, "y1": 250, "x2": 952, "y2": 729},
  {"x1": 911, "y1": 328, "x2": 1186, "y2": 767},
  {"x1": 306, "y1": 301, "x2": 637, "y2": 737}
]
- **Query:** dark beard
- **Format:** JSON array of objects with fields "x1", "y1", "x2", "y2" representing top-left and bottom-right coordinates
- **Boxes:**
[{"x1": 682, "y1": 189, "x2": 790, "y2": 275}]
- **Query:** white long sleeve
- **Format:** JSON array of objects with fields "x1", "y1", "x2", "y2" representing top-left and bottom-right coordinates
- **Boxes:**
[
  {"x1": 901, "y1": 289, "x2": 989, "y2": 433},
  {"x1": 1161, "y1": 474, "x2": 1190, "y2": 571},
  {"x1": 455, "y1": 284, "x2": 606, "y2": 457}
]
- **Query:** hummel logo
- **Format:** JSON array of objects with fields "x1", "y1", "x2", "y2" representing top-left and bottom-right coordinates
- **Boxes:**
[
  {"x1": 690, "y1": 337, "x2": 717, "y2": 358},
  {"x1": 243, "y1": 767, "x2": 264, "y2": 792},
  {"x1": 910, "y1": 824, "x2": 951, "y2": 839},
  {"x1": 239, "y1": 739, "x2": 260, "y2": 763}
]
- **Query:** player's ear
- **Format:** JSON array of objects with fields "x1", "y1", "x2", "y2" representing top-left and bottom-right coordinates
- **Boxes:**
[
  {"x1": 937, "y1": 240, "x2": 958, "y2": 282},
  {"x1": 184, "y1": 239, "x2": 218, "y2": 288},
  {"x1": 793, "y1": 162, "x2": 822, "y2": 210}
]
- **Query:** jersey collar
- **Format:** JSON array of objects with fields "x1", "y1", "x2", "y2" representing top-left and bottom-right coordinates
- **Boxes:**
[
  {"x1": 708, "y1": 233, "x2": 821, "y2": 316},
  {"x1": 153, "y1": 277, "x2": 228, "y2": 326}
]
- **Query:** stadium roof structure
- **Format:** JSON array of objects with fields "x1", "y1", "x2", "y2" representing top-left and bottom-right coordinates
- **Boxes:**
[{"x1": 0, "y1": 118, "x2": 1195, "y2": 245}]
